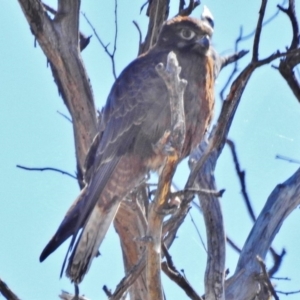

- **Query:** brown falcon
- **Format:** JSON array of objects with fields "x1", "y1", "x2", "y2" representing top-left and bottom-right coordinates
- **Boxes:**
[{"x1": 40, "y1": 15, "x2": 216, "y2": 283}]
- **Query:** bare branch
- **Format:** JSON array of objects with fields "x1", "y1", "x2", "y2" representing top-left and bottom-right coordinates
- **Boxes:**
[
  {"x1": 146, "y1": 51, "x2": 187, "y2": 300},
  {"x1": 276, "y1": 154, "x2": 300, "y2": 164},
  {"x1": 226, "y1": 236, "x2": 241, "y2": 254},
  {"x1": 16, "y1": 164, "x2": 77, "y2": 179},
  {"x1": 190, "y1": 146, "x2": 226, "y2": 300},
  {"x1": 81, "y1": 11, "x2": 118, "y2": 79},
  {"x1": 42, "y1": 3, "x2": 91, "y2": 51},
  {"x1": 226, "y1": 139, "x2": 255, "y2": 221},
  {"x1": 177, "y1": 0, "x2": 200, "y2": 17},
  {"x1": 171, "y1": 187, "x2": 224, "y2": 200},
  {"x1": 269, "y1": 248, "x2": 286, "y2": 277},
  {"x1": 278, "y1": 0, "x2": 300, "y2": 102},
  {"x1": 161, "y1": 243, "x2": 203, "y2": 300},
  {"x1": 276, "y1": 289, "x2": 300, "y2": 296},
  {"x1": 132, "y1": 20, "x2": 143, "y2": 56},
  {"x1": 112, "y1": 0, "x2": 118, "y2": 78},
  {"x1": 57, "y1": 110, "x2": 72, "y2": 123},
  {"x1": 140, "y1": 0, "x2": 170, "y2": 54},
  {"x1": 278, "y1": 1, "x2": 299, "y2": 49},
  {"x1": 220, "y1": 50, "x2": 249, "y2": 70},
  {"x1": 161, "y1": 263, "x2": 203, "y2": 300},
  {"x1": 239, "y1": 0, "x2": 286, "y2": 42},
  {"x1": 18, "y1": 0, "x2": 98, "y2": 185},
  {"x1": 188, "y1": 211, "x2": 207, "y2": 253},
  {"x1": 110, "y1": 255, "x2": 146, "y2": 299},
  {"x1": 0, "y1": 278, "x2": 20, "y2": 300},
  {"x1": 219, "y1": 27, "x2": 245, "y2": 101},
  {"x1": 103, "y1": 285, "x2": 113, "y2": 297},
  {"x1": 226, "y1": 167, "x2": 300, "y2": 300},
  {"x1": 256, "y1": 256, "x2": 279, "y2": 300},
  {"x1": 252, "y1": 0, "x2": 268, "y2": 61},
  {"x1": 59, "y1": 290, "x2": 90, "y2": 300}
]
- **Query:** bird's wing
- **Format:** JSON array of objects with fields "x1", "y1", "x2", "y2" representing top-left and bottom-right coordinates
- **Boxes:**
[{"x1": 40, "y1": 50, "x2": 170, "y2": 262}]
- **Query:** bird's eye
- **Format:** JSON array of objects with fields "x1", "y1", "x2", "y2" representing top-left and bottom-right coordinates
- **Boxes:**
[{"x1": 180, "y1": 28, "x2": 195, "y2": 40}]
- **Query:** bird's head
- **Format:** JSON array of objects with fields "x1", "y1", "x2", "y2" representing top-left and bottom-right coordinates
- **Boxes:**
[{"x1": 156, "y1": 16, "x2": 213, "y2": 56}]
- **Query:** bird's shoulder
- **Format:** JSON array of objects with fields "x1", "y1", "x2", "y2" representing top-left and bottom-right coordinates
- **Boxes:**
[
  {"x1": 95, "y1": 48, "x2": 171, "y2": 162},
  {"x1": 102, "y1": 49, "x2": 169, "y2": 121}
]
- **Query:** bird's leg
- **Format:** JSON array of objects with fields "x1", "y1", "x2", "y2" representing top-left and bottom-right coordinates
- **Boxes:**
[
  {"x1": 152, "y1": 130, "x2": 171, "y2": 156},
  {"x1": 74, "y1": 283, "x2": 79, "y2": 300}
]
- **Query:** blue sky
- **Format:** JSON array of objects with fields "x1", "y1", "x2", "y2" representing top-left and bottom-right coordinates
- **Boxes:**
[{"x1": 1, "y1": 1, "x2": 300, "y2": 299}]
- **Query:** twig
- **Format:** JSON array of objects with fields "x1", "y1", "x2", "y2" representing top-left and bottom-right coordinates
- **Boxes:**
[
  {"x1": 240, "y1": 0, "x2": 286, "y2": 41},
  {"x1": 140, "y1": 0, "x2": 149, "y2": 14},
  {"x1": 276, "y1": 289, "x2": 300, "y2": 295},
  {"x1": 268, "y1": 248, "x2": 286, "y2": 277},
  {"x1": 220, "y1": 49, "x2": 249, "y2": 70},
  {"x1": 278, "y1": 1, "x2": 299, "y2": 49},
  {"x1": 256, "y1": 256, "x2": 279, "y2": 300},
  {"x1": 161, "y1": 253, "x2": 203, "y2": 300},
  {"x1": 278, "y1": 0, "x2": 300, "y2": 102},
  {"x1": 177, "y1": 0, "x2": 200, "y2": 16},
  {"x1": 171, "y1": 187, "x2": 224, "y2": 199},
  {"x1": 226, "y1": 236, "x2": 241, "y2": 253},
  {"x1": 226, "y1": 139, "x2": 255, "y2": 222},
  {"x1": 188, "y1": 210, "x2": 207, "y2": 253},
  {"x1": 112, "y1": 0, "x2": 118, "y2": 78},
  {"x1": 109, "y1": 255, "x2": 146, "y2": 299},
  {"x1": 132, "y1": 20, "x2": 143, "y2": 57},
  {"x1": 57, "y1": 110, "x2": 72, "y2": 123},
  {"x1": 253, "y1": 0, "x2": 268, "y2": 61},
  {"x1": 276, "y1": 154, "x2": 300, "y2": 164},
  {"x1": 0, "y1": 278, "x2": 20, "y2": 300},
  {"x1": 219, "y1": 28, "x2": 245, "y2": 100},
  {"x1": 103, "y1": 285, "x2": 112, "y2": 297},
  {"x1": 81, "y1": 11, "x2": 118, "y2": 79},
  {"x1": 192, "y1": 197, "x2": 241, "y2": 254},
  {"x1": 272, "y1": 276, "x2": 290, "y2": 281},
  {"x1": 227, "y1": 141, "x2": 290, "y2": 276},
  {"x1": 16, "y1": 165, "x2": 77, "y2": 179}
]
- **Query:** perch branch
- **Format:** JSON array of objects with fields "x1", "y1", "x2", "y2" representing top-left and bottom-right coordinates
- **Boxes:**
[
  {"x1": 146, "y1": 51, "x2": 187, "y2": 300},
  {"x1": 59, "y1": 290, "x2": 90, "y2": 300}
]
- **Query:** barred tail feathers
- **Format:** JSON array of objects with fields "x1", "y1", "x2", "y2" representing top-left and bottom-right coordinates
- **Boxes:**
[{"x1": 66, "y1": 200, "x2": 120, "y2": 283}]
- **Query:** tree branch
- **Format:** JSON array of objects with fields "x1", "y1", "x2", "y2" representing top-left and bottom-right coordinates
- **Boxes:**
[
  {"x1": 16, "y1": 164, "x2": 77, "y2": 179},
  {"x1": 278, "y1": 0, "x2": 300, "y2": 102},
  {"x1": 226, "y1": 167, "x2": 300, "y2": 300},
  {"x1": 18, "y1": 0, "x2": 97, "y2": 186},
  {"x1": 252, "y1": 0, "x2": 267, "y2": 61},
  {"x1": 140, "y1": 0, "x2": 170, "y2": 54},
  {"x1": 0, "y1": 278, "x2": 20, "y2": 300},
  {"x1": 146, "y1": 51, "x2": 187, "y2": 300}
]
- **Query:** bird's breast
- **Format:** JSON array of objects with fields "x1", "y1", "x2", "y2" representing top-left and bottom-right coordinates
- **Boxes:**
[{"x1": 181, "y1": 55, "x2": 215, "y2": 158}]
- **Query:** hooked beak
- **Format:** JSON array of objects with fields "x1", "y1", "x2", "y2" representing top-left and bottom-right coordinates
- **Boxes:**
[{"x1": 196, "y1": 35, "x2": 210, "y2": 49}]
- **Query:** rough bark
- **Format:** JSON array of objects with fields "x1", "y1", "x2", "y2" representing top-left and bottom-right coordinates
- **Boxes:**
[{"x1": 18, "y1": 0, "x2": 97, "y2": 185}]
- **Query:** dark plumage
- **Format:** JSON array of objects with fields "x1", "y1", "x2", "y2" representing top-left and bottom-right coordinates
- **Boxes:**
[{"x1": 40, "y1": 15, "x2": 216, "y2": 283}]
